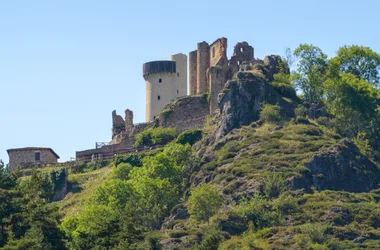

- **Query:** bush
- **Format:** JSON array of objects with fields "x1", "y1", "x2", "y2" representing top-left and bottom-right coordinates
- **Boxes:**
[
  {"x1": 300, "y1": 223, "x2": 327, "y2": 244},
  {"x1": 260, "y1": 104, "x2": 281, "y2": 123},
  {"x1": 217, "y1": 141, "x2": 241, "y2": 161},
  {"x1": 113, "y1": 163, "x2": 133, "y2": 180},
  {"x1": 134, "y1": 128, "x2": 177, "y2": 147},
  {"x1": 295, "y1": 106, "x2": 308, "y2": 117},
  {"x1": 195, "y1": 226, "x2": 223, "y2": 250},
  {"x1": 176, "y1": 129, "x2": 202, "y2": 145},
  {"x1": 161, "y1": 109, "x2": 173, "y2": 119},
  {"x1": 263, "y1": 173, "x2": 286, "y2": 199},
  {"x1": 232, "y1": 194, "x2": 279, "y2": 230},
  {"x1": 187, "y1": 184, "x2": 223, "y2": 223},
  {"x1": 271, "y1": 81, "x2": 297, "y2": 100}
]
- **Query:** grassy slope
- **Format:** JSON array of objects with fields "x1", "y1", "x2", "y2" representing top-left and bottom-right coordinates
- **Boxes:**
[
  {"x1": 55, "y1": 165, "x2": 112, "y2": 218},
  {"x1": 46, "y1": 119, "x2": 379, "y2": 249}
]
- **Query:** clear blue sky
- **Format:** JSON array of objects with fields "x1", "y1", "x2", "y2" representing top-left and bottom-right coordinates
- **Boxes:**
[{"x1": 1, "y1": 0, "x2": 379, "y2": 163}]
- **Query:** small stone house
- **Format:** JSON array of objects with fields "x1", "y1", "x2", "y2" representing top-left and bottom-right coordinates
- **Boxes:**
[{"x1": 7, "y1": 147, "x2": 60, "y2": 171}]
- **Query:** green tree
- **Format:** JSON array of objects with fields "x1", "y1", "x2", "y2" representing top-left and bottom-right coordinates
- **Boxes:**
[
  {"x1": 334, "y1": 45, "x2": 380, "y2": 86},
  {"x1": 293, "y1": 44, "x2": 328, "y2": 102},
  {"x1": 187, "y1": 184, "x2": 222, "y2": 223},
  {"x1": 324, "y1": 72, "x2": 380, "y2": 149}
]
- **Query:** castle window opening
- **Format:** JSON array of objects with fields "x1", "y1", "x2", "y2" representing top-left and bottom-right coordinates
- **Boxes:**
[
  {"x1": 157, "y1": 95, "x2": 160, "y2": 100},
  {"x1": 177, "y1": 72, "x2": 179, "y2": 77},
  {"x1": 212, "y1": 47, "x2": 215, "y2": 58},
  {"x1": 238, "y1": 61, "x2": 241, "y2": 65},
  {"x1": 35, "y1": 152, "x2": 40, "y2": 161},
  {"x1": 159, "y1": 78, "x2": 162, "y2": 83},
  {"x1": 177, "y1": 89, "x2": 179, "y2": 94},
  {"x1": 240, "y1": 47, "x2": 243, "y2": 53}
]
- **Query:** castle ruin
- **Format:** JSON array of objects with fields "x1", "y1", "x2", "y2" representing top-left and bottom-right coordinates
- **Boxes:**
[{"x1": 76, "y1": 38, "x2": 272, "y2": 162}]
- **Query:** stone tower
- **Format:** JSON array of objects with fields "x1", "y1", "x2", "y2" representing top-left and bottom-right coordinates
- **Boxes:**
[{"x1": 143, "y1": 53, "x2": 187, "y2": 122}]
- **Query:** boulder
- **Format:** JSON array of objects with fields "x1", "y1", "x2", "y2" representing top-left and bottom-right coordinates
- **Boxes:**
[{"x1": 304, "y1": 140, "x2": 380, "y2": 192}]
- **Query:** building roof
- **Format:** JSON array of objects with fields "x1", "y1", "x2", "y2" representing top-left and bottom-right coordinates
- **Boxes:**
[{"x1": 7, "y1": 147, "x2": 60, "y2": 159}]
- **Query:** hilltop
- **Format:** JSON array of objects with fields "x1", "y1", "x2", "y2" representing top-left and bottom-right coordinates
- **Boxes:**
[{"x1": 0, "y1": 43, "x2": 379, "y2": 250}]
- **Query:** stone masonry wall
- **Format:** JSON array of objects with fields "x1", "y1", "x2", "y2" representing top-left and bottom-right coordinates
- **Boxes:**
[
  {"x1": 196, "y1": 42, "x2": 210, "y2": 94},
  {"x1": 210, "y1": 38, "x2": 227, "y2": 66},
  {"x1": 208, "y1": 66, "x2": 226, "y2": 114},
  {"x1": 8, "y1": 149, "x2": 58, "y2": 171},
  {"x1": 158, "y1": 95, "x2": 209, "y2": 133},
  {"x1": 189, "y1": 50, "x2": 198, "y2": 95}
]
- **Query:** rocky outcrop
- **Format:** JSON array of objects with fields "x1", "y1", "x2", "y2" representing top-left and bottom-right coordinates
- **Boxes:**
[
  {"x1": 214, "y1": 72, "x2": 296, "y2": 141},
  {"x1": 303, "y1": 140, "x2": 380, "y2": 192}
]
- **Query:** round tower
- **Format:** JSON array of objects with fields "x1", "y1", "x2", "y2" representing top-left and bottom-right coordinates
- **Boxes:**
[{"x1": 142, "y1": 60, "x2": 175, "y2": 122}]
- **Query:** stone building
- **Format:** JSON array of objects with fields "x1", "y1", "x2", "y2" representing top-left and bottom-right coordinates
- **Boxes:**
[
  {"x1": 7, "y1": 147, "x2": 60, "y2": 171},
  {"x1": 143, "y1": 53, "x2": 187, "y2": 122}
]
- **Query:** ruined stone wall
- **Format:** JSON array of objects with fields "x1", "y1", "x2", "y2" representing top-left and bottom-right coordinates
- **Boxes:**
[
  {"x1": 208, "y1": 67, "x2": 226, "y2": 114},
  {"x1": 210, "y1": 37, "x2": 227, "y2": 66},
  {"x1": 112, "y1": 110, "x2": 125, "y2": 138},
  {"x1": 233, "y1": 42, "x2": 254, "y2": 63},
  {"x1": 196, "y1": 42, "x2": 210, "y2": 94},
  {"x1": 189, "y1": 50, "x2": 198, "y2": 95},
  {"x1": 8, "y1": 149, "x2": 58, "y2": 171},
  {"x1": 158, "y1": 95, "x2": 209, "y2": 133}
]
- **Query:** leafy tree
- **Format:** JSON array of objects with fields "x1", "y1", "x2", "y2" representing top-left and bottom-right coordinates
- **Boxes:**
[
  {"x1": 324, "y1": 72, "x2": 380, "y2": 149},
  {"x1": 187, "y1": 184, "x2": 222, "y2": 223},
  {"x1": 334, "y1": 45, "x2": 380, "y2": 86},
  {"x1": 131, "y1": 176, "x2": 180, "y2": 229},
  {"x1": 130, "y1": 153, "x2": 181, "y2": 186},
  {"x1": 293, "y1": 44, "x2": 328, "y2": 102}
]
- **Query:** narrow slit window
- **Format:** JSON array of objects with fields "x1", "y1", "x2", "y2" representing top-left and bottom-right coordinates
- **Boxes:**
[
  {"x1": 177, "y1": 89, "x2": 179, "y2": 94},
  {"x1": 159, "y1": 78, "x2": 162, "y2": 83},
  {"x1": 212, "y1": 47, "x2": 215, "y2": 58},
  {"x1": 177, "y1": 72, "x2": 179, "y2": 77},
  {"x1": 35, "y1": 152, "x2": 40, "y2": 161},
  {"x1": 157, "y1": 95, "x2": 160, "y2": 100}
]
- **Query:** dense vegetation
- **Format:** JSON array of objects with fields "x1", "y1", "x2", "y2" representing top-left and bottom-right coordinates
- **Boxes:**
[{"x1": 0, "y1": 43, "x2": 379, "y2": 249}]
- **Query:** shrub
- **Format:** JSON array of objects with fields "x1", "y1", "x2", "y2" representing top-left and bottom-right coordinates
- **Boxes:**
[
  {"x1": 176, "y1": 129, "x2": 202, "y2": 145},
  {"x1": 263, "y1": 173, "x2": 286, "y2": 199},
  {"x1": 316, "y1": 116, "x2": 330, "y2": 126},
  {"x1": 217, "y1": 140, "x2": 241, "y2": 161},
  {"x1": 112, "y1": 163, "x2": 133, "y2": 180},
  {"x1": 201, "y1": 92, "x2": 210, "y2": 105},
  {"x1": 300, "y1": 223, "x2": 327, "y2": 244},
  {"x1": 160, "y1": 109, "x2": 173, "y2": 119},
  {"x1": 260, "y1": 104, "x2": 281, "y2": 123},
  {"x1": 271, "y1": 81, "x2": 297, "y2": 100},
  {"x1": 187, "y1": 184, "x2": 223, "y2": 223},
  {"x1": 195, "y1": 226, "x2": 223, "y2": 250},
  {"x1": 294, "y1": 105, "x2": 308, "y2": 117},
  {"x1": 232, "y1": 194, "x2": 279, "y2": 230},
  {"x1": 134, "y1": 128, "x2": 177, "y2": 147}
]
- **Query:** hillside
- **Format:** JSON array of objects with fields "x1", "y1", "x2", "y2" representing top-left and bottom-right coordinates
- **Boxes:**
[{"x1": 0, "y1": 44, "x2": 380, "y2": 250}]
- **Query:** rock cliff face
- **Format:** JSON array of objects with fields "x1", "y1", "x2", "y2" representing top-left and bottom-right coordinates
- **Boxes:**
[
  {"x1": 303, "y1": 140, "x2": 380, "y2": 192},
  {"x1": 214, "y1": 72, "x2": 296, "y2": 142}
]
